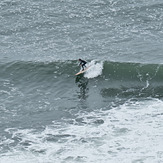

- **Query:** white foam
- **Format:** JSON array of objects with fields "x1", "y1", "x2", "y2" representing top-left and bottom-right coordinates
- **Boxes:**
[
  {"x1": 1, "y1": 98, "x2": 163, "y2": 163},
  {"x1": 84, "y1": 60, "x2": 103, "y2": 79}
]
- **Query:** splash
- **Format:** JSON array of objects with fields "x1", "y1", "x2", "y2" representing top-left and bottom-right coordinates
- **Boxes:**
[{"x1": 84, "y1": 60, "x2": 103, "y2": 79}]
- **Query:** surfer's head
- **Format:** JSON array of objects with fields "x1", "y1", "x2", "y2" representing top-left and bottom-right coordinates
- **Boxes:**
[{"x1": 78, "y1": 59, "x2": 81, "y2": 61}]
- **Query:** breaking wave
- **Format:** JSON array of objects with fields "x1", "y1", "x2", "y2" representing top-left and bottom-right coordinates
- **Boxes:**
[{"x1": 0, "y1": 60, "x2": 163, "y2": 99}]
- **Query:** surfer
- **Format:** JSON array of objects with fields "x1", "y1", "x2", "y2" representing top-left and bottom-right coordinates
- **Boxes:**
[{"x1": 78, "y1": 59, "x2": 87, "y2": 71}]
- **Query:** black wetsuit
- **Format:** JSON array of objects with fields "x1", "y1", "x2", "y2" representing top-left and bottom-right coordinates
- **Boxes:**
[{"x1": 79, "y1": 59, "x2": 87, "y2": 71}]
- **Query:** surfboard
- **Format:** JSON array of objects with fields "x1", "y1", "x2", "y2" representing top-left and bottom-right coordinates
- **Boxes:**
[{"x1": 75, "y1": 66, "x2": 90, "y2": 75}]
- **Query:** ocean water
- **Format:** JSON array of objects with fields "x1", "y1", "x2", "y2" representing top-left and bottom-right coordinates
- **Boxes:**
[{"x1": 0, "y1": 0, "x2": 163, "y2": 162}]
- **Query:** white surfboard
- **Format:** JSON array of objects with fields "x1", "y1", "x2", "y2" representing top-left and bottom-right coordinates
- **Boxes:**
[{"x1": 75, "y1": 66, "x2": 90, "y2": 75}]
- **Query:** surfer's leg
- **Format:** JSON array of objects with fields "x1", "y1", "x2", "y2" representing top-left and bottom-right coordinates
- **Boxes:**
[
  {"x1": 82, "y1": 65, "x2": 84, "y2": 71},
  {"x1": 82, "y1": 63, "x2": 86, "y2": 70}
]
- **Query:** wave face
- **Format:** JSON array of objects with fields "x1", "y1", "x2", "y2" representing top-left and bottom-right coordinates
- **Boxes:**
[{"x1": 0, "y1": 60, "x2": 163, "y2": 100}]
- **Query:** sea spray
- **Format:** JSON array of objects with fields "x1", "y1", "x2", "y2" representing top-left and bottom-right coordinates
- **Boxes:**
[{"x1": 84, "y1": 61, "x2": 103, "y2": 79}]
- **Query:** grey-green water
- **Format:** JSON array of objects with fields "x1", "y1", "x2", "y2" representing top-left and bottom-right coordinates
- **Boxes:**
[{"x1": 0, "y1": 0, "x2": 163, "y2": 162}]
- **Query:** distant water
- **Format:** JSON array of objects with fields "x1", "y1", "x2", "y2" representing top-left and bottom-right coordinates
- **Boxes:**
[{"x1": 0, "y1": 0, "x2": 163, "y2": 162}]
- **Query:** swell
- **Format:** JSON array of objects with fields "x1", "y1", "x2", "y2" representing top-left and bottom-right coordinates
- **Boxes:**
[
  {"x1": 103, "y1": 61, "x2": 163, "y2": 81},
  {"x1": 102, "y1": 61, "x2": 163, "y2": 99},
  {"x1": 0, "y1": 60, "x2": 76, "y2": 81},
  {"x1": 0, "y1": 60, "x2": 163, "y2": 98},
  {"x1": 0, "y1": 60, "x2": 163, "y2": 81}
]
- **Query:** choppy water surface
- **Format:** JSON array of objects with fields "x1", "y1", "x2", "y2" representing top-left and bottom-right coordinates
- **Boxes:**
[{"x1": 0, "y1": 0, "x2": 163, "y2": 162}]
